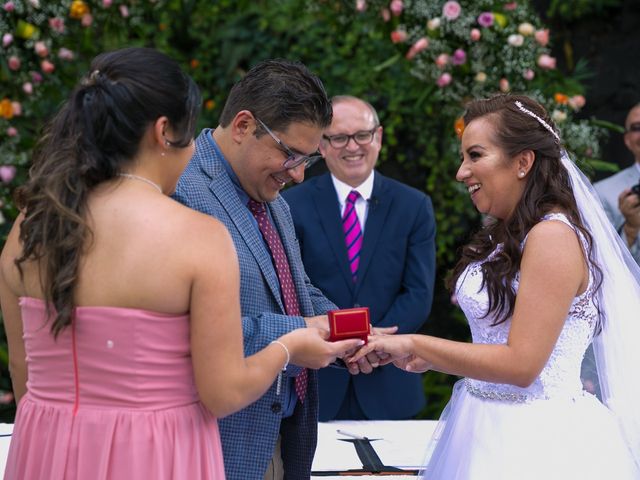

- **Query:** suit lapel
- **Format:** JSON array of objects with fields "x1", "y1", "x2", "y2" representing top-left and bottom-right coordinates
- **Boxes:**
[
  {"x1": 312, "y1": 174, "x2": 355, "y2": 290},
  {"x1": 355, "y1": 173, "x2": 391, "y2": 293},
  {"x1": 203, "y1": 151, "x2": 285, "y2": 313}
]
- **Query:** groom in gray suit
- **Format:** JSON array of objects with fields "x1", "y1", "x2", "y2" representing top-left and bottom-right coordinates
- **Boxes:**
[
  {"x1": 173, "y1": 60, "x2": 336, "y2": 479},
  {"x1": 595, "y1": 103, "x2": 640, "y2": 265}
]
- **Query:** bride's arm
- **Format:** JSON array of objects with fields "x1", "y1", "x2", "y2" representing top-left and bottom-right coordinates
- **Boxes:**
[{"x1": 351, "y1": 220, "x2": 588, "y2": 387}]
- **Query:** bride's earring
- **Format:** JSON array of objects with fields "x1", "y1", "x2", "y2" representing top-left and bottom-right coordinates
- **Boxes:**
[{"x1": 518, "y1": 171, "x2": 525, "y2": 178}]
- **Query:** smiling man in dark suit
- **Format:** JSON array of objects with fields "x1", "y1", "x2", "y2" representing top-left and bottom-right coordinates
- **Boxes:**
[{"x1": 283, "y1": 95, "x2": 436, "y2": 420}]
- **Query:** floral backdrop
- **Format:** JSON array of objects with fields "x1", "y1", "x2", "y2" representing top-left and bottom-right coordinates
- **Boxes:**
[
  {"x1": 0, "y1": 0, "x2": 618, "y2": 420},
  {"x1": 355, "y1": 0, "x2": 608, "y2": 163}
]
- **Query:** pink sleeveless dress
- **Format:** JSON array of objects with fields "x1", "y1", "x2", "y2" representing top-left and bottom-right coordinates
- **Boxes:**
[{"x1": 4, "y1": 297, "x2": 225, "y2": 480}]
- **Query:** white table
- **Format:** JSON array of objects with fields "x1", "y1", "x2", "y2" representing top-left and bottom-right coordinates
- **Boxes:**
[
  {"x1": 0, "y1": 424, "x2": 12, "y2": 477},
  {"x1": 312, "y1": 420, "x2": 438, "y2": 479},
  {"x1": 0, "y1": 420, "x2": 438, "y2": 478}
]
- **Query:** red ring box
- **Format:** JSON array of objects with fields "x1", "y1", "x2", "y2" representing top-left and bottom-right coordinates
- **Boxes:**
[{"x1": 328, "y1": 307, "x2": 370, "y2": 344}]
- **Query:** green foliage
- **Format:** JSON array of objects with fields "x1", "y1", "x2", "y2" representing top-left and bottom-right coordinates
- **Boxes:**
[
  {"x1": 0, "y1": 0, "x2": 619, "y2": 420},
  {"x1": 547, "y1": 0, "x2": 622, "y2": 21}
]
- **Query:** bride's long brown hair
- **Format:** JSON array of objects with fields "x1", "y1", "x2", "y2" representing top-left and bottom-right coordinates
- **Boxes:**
[{"x1": 447, "y1": 94, "x2": 602, "y2": 325}]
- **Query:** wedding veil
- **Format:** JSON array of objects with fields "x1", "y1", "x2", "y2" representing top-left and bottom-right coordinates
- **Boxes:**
[{"x1": 560, "y1": 151, "x2": 640, "y2": 468}]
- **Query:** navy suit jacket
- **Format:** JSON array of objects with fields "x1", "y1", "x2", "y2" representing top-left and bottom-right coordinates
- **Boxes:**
[
  {"x1": 173, "y1": 129, "x2": 336, "y2": 480},
  {"x1": 282, "y1": 172, "x2": 436, "y2": 420}
]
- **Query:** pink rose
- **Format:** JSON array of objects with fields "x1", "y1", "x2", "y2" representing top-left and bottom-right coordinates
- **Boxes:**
[
  {"x1": 442, "y1": 1, "x2": 461, "y2": 20},
  {"x1": 102, "y1": 0, "x2": 113, "y2": 6},
  {"x1": 537, "y1": 54, "x2": 556, "y2": 70},
  {"x1": 8, "y1": 56, "x2": 20, "y2": 71},
  {"x1": 34, "y1": 41, "x2": 48, "y2": 58},
  {"x1": 6, "y1": 127, "x2": 18, "y2": 137},
  {"x1": 470, "y1": 28, "x2": 481, "y2": 41},
  {"x1": 451, "y1": 48, "x2": 466, "y2": 65},
  {"x1": 504, "y1": 2, "x2": 517, "y2": 10},
  {"x1": 2, "y1": 33, "x2": 13, "y2": 47},
  {"x1": 405, "y1": 37, "x2": 429, "y2": 60},
  {"x1": 81, "y1": 13, "x2": 93, "y2": 27},
  {"x1": 22, "y1": 82, "x2": 33, "y2": 95},
  {"x1": 58, "y1": 48, "x2": 74, "y2": 61},
  {"x1": 390, "y1": 29, "x2": 407, "y2": 43},
  {"x1": 356, "y1": 0, "x2": 366, "y2": 12},
  {"x1": 523, "y1": 69, "x2": 535, "y2": 81},
  {"x1": 477, "y1": 12, "x2": 494, "y2": 28},
  {"x1": 41, "y1": 59, "x2": 55, "y2": 74},
  {"x1": 381, "y1": 8, "x2": 391, "y2": 21},
  {"x1": 49, "y1": 17, "x2": 66, "y2": 34},
  {"x1": 0, "y1": 166, "x2": 17, "y2": 183},
  {"x1": 435, "y1": 53, "x2": 449, "y2": 68},
  {"x1": 499, "y1": 78, "x2": 510, "y2": 92},
  {"x1": 535, "y1": 29, "x2": 549, "y2": 46},
  {"x1": 390, "y1": 0, "x2": 403, "y2": 16},
  {"x1": 31, "y1": 71, "x2": 43, "y2": 83},
  {"x1": 437, "y1": 73, "x2": 452, "y2": 88},
  {"x1": 3, "y1": 2, "x2": 15, "y2": 12},
  {"x1": 569, "y1": 95, "x2": 586, "y2": 111},
  {"x1": 11, "y1": 101, "x2": 21, "y2": 116}
]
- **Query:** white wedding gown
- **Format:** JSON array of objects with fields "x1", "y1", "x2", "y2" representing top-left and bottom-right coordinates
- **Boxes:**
[{"x1": 421, "y1": 213, "x2": 640, "y2": 480}]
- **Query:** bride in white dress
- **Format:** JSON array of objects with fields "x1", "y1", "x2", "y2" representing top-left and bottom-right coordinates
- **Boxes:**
[{"x1": 350, "y1": 94, "x2": 640, "y2": 479}]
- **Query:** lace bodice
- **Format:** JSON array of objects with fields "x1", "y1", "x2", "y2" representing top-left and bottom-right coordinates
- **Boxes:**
[{"x1": 456, "y1": 213, "x2": 598, "y2": 402}]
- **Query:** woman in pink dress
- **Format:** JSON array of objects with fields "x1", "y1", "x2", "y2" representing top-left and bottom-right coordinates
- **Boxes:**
[{"x1": 0, "y1": 47, "x2": 361, "y2": 480}]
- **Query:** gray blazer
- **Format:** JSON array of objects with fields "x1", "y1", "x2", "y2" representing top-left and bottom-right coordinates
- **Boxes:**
[
  {"x1": 173, "y1": 129, "x2": 336, "y2": 480},
  {"x1": 594, "y1": 164, "x2": 640, "y2": 264}
]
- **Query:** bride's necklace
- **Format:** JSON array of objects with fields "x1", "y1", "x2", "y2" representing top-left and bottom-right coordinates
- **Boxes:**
[{"x1": 117, "y1": 173, "x2": 162, "y2": 193}]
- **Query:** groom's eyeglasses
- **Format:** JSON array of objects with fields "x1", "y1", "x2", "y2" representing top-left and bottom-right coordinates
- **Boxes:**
[{"x1": 255, "y1": 117, "x2": 323, "y2": 170}]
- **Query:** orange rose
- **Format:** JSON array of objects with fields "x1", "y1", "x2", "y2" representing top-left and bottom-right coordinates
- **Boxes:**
[
  {"x1": 190, "y1": 59, "x2": 200, "y2": 69},
  {"x1": 0, "y1": 99, "x2": 14, "y2": 120},
  {"x1": 454, "y1": 117, "x2": 465, "y2": 138},
  {"x1": 554, "y1": 93, "x2": 569, "y2": 105},
  {"x1": 205, "y1": 99, "x2": 215, "y2": 110},
  {"x1": 70, "y1": 1, "x2": 90, "y2": 20}
]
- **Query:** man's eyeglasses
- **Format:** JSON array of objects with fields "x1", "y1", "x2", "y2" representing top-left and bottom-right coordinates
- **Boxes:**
[
  {"x1": 625, "y1": 123, "x2": 640, "y2": 134},
  {"x1": 255, "y1": 118, "x2": 323, "y2": 170},
  {"x1": 322, "y1": 127, "x2": 378, "y2": 149}
]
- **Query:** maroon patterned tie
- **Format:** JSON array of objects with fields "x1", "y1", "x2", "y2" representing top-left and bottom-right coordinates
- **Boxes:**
[
  {"x1": 248, "y1": 200, "x2": 307, "y2": 402},
  {"x1": 343, "y1": 191, "x2": 363, "y2": 282}
]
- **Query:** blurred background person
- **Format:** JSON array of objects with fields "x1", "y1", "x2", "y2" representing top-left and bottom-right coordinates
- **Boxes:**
[
  {"x1": 0, "y1": 48, "x2": 360, "y2": 480},
  {"x1": 283, "y1": 95, "x2": 436, "y2": 421},
  {"x1": 594, "y1": 102, "x2": 640, "y2": 265}
]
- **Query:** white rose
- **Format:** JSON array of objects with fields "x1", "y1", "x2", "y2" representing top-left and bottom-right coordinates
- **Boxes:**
[{"x1": 508, "y1": 34, "x2": 524, "y2": 47}]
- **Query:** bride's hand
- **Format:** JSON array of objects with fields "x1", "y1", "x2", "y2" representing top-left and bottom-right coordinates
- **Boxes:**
[{"x1": 347, "y1": 334, "x2": 415, "y2": 366}]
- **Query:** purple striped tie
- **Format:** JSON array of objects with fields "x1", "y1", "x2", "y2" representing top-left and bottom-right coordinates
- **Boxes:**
[{"x1": 343, "y1": 190, "x2": 363, "y2": 282}]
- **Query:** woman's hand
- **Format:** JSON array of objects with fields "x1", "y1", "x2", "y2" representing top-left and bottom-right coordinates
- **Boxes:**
[
  {"x1": 281, "y1": 328, "x2": 364, "y2": 369},
  {"x1": 347, "y1": 334, "x2": 417, "y2": 368}
]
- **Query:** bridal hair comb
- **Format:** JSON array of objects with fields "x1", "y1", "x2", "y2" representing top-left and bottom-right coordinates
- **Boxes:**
[{"x1": 514, "y1": 100, "x2": 560, "y2": 143}]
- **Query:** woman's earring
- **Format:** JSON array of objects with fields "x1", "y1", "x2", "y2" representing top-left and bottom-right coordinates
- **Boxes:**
[{"x1": 518, "y1": 171, "x2": 525, "y2": 178}]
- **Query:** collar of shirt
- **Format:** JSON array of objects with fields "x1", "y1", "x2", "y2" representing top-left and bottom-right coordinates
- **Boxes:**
[
  {"x1": 331, "y1": 170, "x2": 375, "y2": 229},
  {"x1": 634, "y1": 162, "x2": 640, "y2": 177}
]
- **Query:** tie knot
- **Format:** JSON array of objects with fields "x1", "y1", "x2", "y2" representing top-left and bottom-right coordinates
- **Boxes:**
[
  {"x1": 248, "y1": 199, "x2": 266, "y2": 216},
  {"x1": 347, "y1": 190, "x2": 360, "y2": 205}
]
